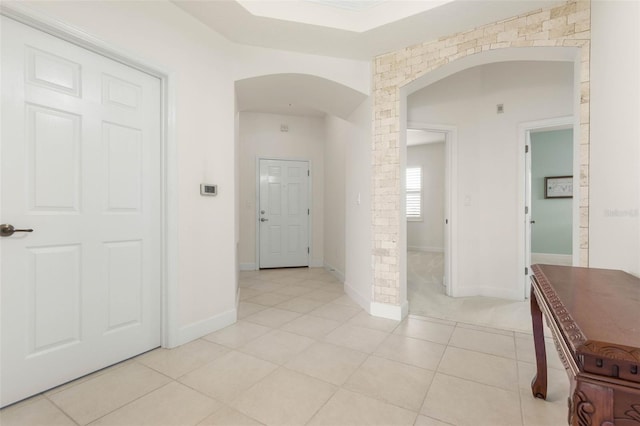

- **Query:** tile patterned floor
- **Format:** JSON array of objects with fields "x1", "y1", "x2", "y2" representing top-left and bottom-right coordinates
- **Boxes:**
[{"x1": 1, "y1": 267, "x2": 569, "y2": 426}]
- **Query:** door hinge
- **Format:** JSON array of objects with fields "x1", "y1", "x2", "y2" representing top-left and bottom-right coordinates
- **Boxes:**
[
  {"x1": 525, "y1": 206, "x2": 529, "y2": 215},
  {"x1": 307, "y1": 170, "x2": 310, "y2": 176},
  {"x1": 525, "y1": 145, "x2": 529, "y2": 153},
  {"x1": 525, "y1": 267, "x2": 529, "y2": 275},
  {"x1": 307, "y1": 208, "x2": 310, "y2": 215},
  {"x1": 307, "y1": 247, "x2": 310, "y2": 254}
]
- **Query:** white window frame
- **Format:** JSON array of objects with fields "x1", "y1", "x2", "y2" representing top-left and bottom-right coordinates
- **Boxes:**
[{"x1": 406, "y1": 166, "x2": 422, "y2": 221}]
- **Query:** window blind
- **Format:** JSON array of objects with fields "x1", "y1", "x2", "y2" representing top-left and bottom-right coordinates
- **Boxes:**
[{"x1": 406, "y1": 167, "x2": 421, "y2": 219}]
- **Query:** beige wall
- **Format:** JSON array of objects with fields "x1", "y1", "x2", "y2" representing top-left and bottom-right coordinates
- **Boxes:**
[
  {"x1": 344, "y1": 99, "x2": 374, "y2": 310},
  {"x1": 371, "y1": 0, "x2": 591, "y2": 308},
  {"x1": 323, "y1": 116, "x2": 347, "y2": 278}
]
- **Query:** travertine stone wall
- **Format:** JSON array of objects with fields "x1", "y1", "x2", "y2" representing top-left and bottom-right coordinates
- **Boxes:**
[{"x1": 372, "y1": 0, "x2": 590, "y2": 305}]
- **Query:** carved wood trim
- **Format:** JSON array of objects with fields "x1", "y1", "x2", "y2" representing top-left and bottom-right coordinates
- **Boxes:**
[
  {"x1": 575, "y1": 390, "x2": 595, "y2": 426},
  {"x1": 553, "y1": 334, "x2": 571, "y2": 371},
  {"x1": 572, "y1": 381, "x2": 615, "y2": 426},
  {"x1": 531, "y1": 265, "x2": 588, "y2": 348},
  {"x1": 615, "y1": 404, "x2": 640, "y2": 424},
  {"x1": 582, "y1": 342, "x2": 640, "y2": 363}
]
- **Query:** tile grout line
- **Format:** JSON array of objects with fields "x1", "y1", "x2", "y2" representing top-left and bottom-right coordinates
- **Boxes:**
[
  {"x1": 221, "y1": 271, "x2": 346, "y2": 425},
  {"x1": 42, "y1": 393, "x2": 81, "y2": 426},
  {"x1": 5, "y1": 266, "x2": 563, "y2": 425},
  {"x1": 514, "y1": 329, "x2": 528, "y2": 426}
]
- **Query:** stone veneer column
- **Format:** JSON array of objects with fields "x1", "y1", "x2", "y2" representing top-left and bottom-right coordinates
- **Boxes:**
[{"x1": 371, "y1": 0, "x2": 591, "y2": 306}]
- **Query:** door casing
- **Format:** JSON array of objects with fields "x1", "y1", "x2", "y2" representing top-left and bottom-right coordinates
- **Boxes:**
[
  {"x1": 405, "y1": 123, "x2": 458, "y2": 298},
  {"x1": 519, "y1": 116, "x2": 576, "y2": 298},
  {"x1": 255, "y1": 157, "x2": 312, "y2": 269},
  {"x1": 0, "y1": 3, "x2": 179, "y2": 348}
]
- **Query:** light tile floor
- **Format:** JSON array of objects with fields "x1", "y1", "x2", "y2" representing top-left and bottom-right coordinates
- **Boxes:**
[{"x1": 1, "y1": 267, "x2": 569, "y2": 426}]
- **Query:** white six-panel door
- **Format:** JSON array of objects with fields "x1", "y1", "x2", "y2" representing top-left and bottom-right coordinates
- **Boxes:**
[
  {"x1": 259, "y1": 159, "x2": 310, "y2": 268},
  {"x1": 0, "y1": 17, "x2": 161, "y2": 406}
]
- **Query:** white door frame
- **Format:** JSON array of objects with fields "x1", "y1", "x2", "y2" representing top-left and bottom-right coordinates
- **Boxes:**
[
  {"x1": 405, "y1": 122, "x2": 459, "y2": 298},
  {"x1": 255, "y1": 157, "x2": 312, "y2": 269},
  {"x1": 0, "y1": 3, "x2": 179, "y2": 348},
  {"x1": 518, "y1": 116, "x2": 576, "y2": 298}
]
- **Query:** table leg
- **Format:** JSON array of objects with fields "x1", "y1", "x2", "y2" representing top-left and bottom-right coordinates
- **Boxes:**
[{"x1": 530, "y1": 286, "x2": 548, "y2": 399}]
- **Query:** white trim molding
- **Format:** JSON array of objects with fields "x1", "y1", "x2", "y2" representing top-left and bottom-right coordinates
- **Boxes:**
[
  {"x1": 370, "y1": 301, "x2": 408, "y2": 321},
  {"x1": 407, "y1": 246, "x2": 444, "y2": 253},
  {"x1": 310, "y1": 259, "x2": 324, "y2": 268},
  {"x1": 518, "y1": 115, "x2": 575, "y2": 299},
  {"x1": 0, "y1": 2, "x2": 180, "y2": 348},
  {"x1": 344, "y1": 281, "x2": 370, "y2": 312},
  {"x1": 323, "y1": 262, "x2": 345, "y2": 282},
  {"x1": 454, "y1": 286, "x2": 524, "y2": 300},
  {"x1": 531, "y1": 253, "x2": 573, "y2": 266},
  {"x1": 176, "y1": 309, "x2": 237, "y2": 347},
  {"x1": 405, "y1": 121, "x2": 458, "y2": 298},
  {"x1": 239, "y1": 263, "x2": 257, "y2": 271}
]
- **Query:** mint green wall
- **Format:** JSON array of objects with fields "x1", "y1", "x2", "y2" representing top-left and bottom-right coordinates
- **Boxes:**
[{"x1": 531, "y1": 129, "x2": 573, "y2": 255}]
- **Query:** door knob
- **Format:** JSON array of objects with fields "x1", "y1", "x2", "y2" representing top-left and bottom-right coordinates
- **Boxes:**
[
  {"x1": 260, "y1": 218, "x2": 268, "y2": 222},
  {"x1": 530, "y1": 220, "x2": 536, "y2": 224},
  {"x1": 0, "y1": 224, "x2": 34, "y2": 237}
]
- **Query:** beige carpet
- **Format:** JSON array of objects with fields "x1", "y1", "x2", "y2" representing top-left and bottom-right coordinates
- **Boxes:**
[{"x1": 407, "y1": 250, "x2": 533, "y2": 333}]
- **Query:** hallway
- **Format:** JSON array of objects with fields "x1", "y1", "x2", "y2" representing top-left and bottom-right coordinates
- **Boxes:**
[{"x1": 2, "y1": 267, "x2": 567, "y2": 425}]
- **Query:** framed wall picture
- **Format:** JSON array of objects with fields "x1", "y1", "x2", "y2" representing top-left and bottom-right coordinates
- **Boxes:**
[{"x1": 545, "y1": 175, "x2": 573, "y2": 199}]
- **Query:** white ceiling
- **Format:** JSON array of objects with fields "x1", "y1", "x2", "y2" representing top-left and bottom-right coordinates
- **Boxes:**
[
  {"x1": 172, "y1": 0, "x2": 562, "y2": 60},
  {"x1": 234, "y1": 0, "x2": 454, "y2": 33},
  {"x1": 173, "y1": 0, "x2": 563, "y2": 117},
  {"x1": 407, "y1": 129, "x2": 446, "y2": 146},
  {"x1": 235, "y1": 73, "x2": 368, "y2": 118}
]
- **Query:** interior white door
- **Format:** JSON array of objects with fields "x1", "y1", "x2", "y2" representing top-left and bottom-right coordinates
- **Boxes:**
[
  {"x1": 259, "y1": 159, "x2": 310, "y2": 268},
  {"x1": 525, "y1": 131, "x2": 533, "y2": 297},
  {"x1": 1, "y1": 17, "x2": 162, "y2": 406},
  {"x1": 442, "y1": 133, "x2": 452, "y2": 296}
]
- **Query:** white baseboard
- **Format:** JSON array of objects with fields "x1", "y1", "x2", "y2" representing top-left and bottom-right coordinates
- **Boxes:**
[
  {"x1": 323, "y1": 262, "x2": 345, "y2": 282},
  {"x1": 239, "y1": 263, "x2": 256, "y2": 271},
  {"x1": 531, "y1": 253, "x2": 572, "y2": 266},
  {"x1": 241, "y1": 260, "x2": 328, "y2": 270},
  {"x1": 407, "y1": 246, "x2": 444, "y2": 253},
  {"x1": 344, "y1": 280, "x2": 371, "y2": 312},
  {"x1": 344, "y1": 281, "x2": 408, "y2": 321},
  {"x1": 453, "y1": 286, "x2": 524, "y2": 301},
  {"x1": 175, "y1": 308, "x2": 237, "y2": 347},
  {"x1": 369, "y1": 300, "x2": 408, "y2": 321},
  {"x1": 241, "y1": 260, "x2": 327, "y2": 270}
]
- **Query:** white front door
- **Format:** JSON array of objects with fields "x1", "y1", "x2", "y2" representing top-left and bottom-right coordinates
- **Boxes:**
[
  {"x1": 259, "y1": 159, "x2": 310, "y2": 268},
  {"x1": 1, "y1": 17, "x2": 162, "y2": 406}
]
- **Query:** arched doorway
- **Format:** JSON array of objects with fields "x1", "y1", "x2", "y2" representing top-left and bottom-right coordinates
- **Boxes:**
[{"x1": 369, "y1": 3, "x2": 591, "y2": 319}]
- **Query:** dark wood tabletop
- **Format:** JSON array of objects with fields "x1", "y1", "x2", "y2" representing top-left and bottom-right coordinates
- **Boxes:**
[
  {"x1": 530, "y1": 264, "x2": 640, "y2": 425},
  {"x1": 532, "y1": 264, "x2": 640, "y2": 357}
]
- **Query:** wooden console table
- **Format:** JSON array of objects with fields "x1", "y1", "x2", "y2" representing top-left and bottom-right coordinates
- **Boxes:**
[{"x1": 530, "y1": 264, "x2": 640, "y2": 426}]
